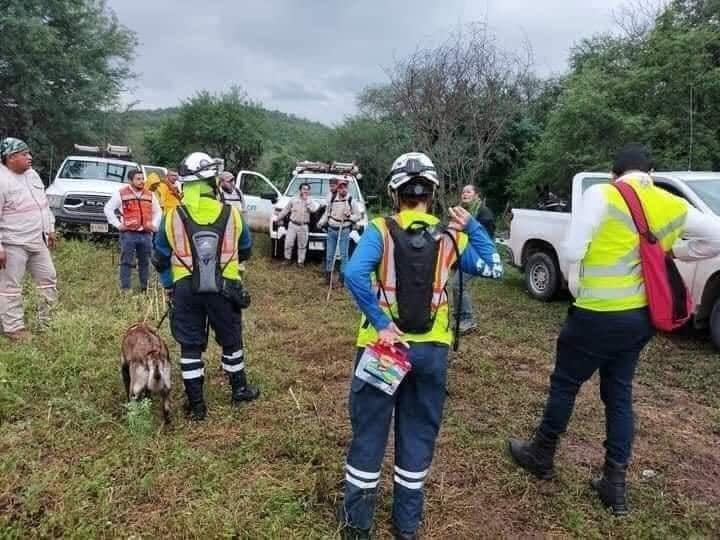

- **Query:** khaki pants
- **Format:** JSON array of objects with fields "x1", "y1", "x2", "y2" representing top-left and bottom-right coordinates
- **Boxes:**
[
  {"x1": 285, "y1": 222, "x2": 310, "y2": 264},
  {"x1": 0, "y1": 244, "x2": 58, "y2": 333}
]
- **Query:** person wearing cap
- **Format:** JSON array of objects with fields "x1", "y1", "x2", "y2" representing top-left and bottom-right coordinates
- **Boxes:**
[
  {"x1": 275, "y1": 182, "x2": 319, "y2": 266},
  {"x1": 0, "y1": 137, "x2": 58, "y2": 341},
  {"x1": 337, "y1": 152, "x2": 502, "y2": 539},
  {"x1": 154, "y1": 168, "x2": 183, "y2": 215},
  {"x1": 318, "y1": 176, "x2": 361, "y2": 284},
  {"x1": 217, "y1": 171, "x2": 245, "y2": 213},
  {"x1": 508, "y1": 143, "x2": 720, "y2": 515},
  {"x1": 104, "y1": 168, "x2": 162, "y2": 291}
]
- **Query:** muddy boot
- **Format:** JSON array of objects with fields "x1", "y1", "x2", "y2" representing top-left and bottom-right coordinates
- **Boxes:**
[
  {"x1": 229, "y1": 370, "x2": 260, "y2": 404},
  {"x1": 508, "y1": 430, "x2": 559, "y2": 480},
  {"x1": 392, "y1": 525, "x2": 418, "y2": 540},
  {"x1": 337, "y1": 503, "x2": 370, "y2": 540},
  {"x1": 182, "y1": 377, "x2": 207, "y2": 421},
  {"x1": 590, "y1": 458, "x2": 628, "y2": 516},
  {"x1": 4, "y1": 328, "x2": 31, "y2": 342}
]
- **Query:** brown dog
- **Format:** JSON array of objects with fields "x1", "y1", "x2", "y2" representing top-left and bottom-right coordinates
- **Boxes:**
[{"x1": 121, "y1": 322, "x2": 172, "y2": 423}]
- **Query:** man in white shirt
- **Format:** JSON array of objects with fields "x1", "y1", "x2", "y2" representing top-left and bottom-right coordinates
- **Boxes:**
[
  {"x1": 104, "y1": 169, "x2": 162, "y2": 291},
  {"x1": 0, "y1": 138, "x2": 58, "y2": 341},
  {"x1": 508, "y1": 143, "x2": 720, "y2": 515}
]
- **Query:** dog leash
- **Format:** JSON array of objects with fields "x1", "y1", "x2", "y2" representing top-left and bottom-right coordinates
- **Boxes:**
[{"x1": 157, "y1": 305, "x2": 171, "y2": 328}]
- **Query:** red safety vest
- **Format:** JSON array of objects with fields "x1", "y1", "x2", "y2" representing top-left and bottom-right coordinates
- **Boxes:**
[{"x1": 120, "y1": 185, "x2": 154, "y2": 231}]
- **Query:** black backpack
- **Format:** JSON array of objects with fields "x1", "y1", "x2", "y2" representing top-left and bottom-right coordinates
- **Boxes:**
[
  {"x1": 378, "y1": 218, "x2": 463, "y2": 350},
  {"x1": 176, "y1": 204, "x2": 232, "y2": 294}
]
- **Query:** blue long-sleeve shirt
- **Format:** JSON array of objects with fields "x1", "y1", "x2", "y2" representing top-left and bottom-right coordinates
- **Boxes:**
[
  {"x1": 153, "y1": 210, "x2": 252, "y2": 288},
  {"x1": 345, "y1": 214, "x2": 503, "y2": 332}
]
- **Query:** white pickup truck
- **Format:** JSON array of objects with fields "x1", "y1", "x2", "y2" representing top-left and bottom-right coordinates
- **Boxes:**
[
  {"x1": 506, "y1": 171, "x2": 720, "y2": 346},
  {"x1": 236, "y1": 161, "x2": 370, "y2": 257},
  {"x1": 46, "y1": 145, "x2": 166, "y2": 235}
]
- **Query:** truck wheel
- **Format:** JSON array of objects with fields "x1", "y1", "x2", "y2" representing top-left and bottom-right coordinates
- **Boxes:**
[
  {"x1": 525, "y1": 252, "x2": 560, "y2": 301},
  {"x1": 709, "y1": 298, "x2": 720, "y2": 350}
]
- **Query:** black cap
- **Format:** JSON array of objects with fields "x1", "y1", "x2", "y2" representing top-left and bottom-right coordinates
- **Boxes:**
[{"x1": 612, "y1": 143, "x2": 654, "y2": 176}]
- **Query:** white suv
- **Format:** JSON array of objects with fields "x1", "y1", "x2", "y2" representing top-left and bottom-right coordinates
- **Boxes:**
[
  {"x1": 46, "y1": 145, "x2": 166, "y2": 234},
  {"x1": 238, "y1": 162, "x2": 369, "y2": 257}
]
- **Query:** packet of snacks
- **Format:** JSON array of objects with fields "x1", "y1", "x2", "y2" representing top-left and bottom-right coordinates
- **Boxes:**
[{"x1": 355, "y1": 341, "x2": 412, "y2": 395}]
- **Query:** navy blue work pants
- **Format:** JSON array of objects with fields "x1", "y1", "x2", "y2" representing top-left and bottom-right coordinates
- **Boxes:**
[
  {"x1": 119, "y1": 231, "x2": 152, "y2": 290},
  {"x1": 342, "y1": 342, "x2": 449, "y2": 535},
  {"x1": 538, "y1": 306, "x2": 654, "y2": 464}
]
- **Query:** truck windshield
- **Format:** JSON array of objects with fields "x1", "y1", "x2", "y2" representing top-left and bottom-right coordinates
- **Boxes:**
[
  {"x1": 286, "y1": 177, "x2": 360, "y2": 200},
  {"x1": 58, "y1": 160, "x2": 130, "y2": 182},
  {"x1": 686, "y1": 179, "x2": 720, "y2": 215}
]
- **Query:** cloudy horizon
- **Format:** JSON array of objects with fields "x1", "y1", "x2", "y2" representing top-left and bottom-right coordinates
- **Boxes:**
[{"x1": 111, "y1": 0, "x2": 629, "y2": 125}]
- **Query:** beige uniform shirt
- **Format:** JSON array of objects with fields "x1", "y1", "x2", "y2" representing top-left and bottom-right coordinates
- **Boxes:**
[
  {"x1": 320, "y1": 194, "x2": 361, "y2": 227},
  {"x1": 0, "y1": 164, "x2": 55, "y2": 250},
  {"x1": 278, "y1": 196, "x2": 319, "y2": 225}
]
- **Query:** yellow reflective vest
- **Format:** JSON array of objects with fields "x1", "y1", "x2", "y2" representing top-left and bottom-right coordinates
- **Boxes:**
[
  {"x1": 356, "y1": 211, "x2": 469, "y2": 347},
  {"x1": 576, "y1": 175, "x2": 688, "y2": 312},
  {"x1": 164, "y1": 197, "x2": 244, "y2": 284}
]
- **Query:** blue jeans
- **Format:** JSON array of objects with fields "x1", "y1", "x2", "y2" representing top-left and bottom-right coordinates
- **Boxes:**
[
  {"x1": 450, "y1": 271, "x2": 476, "y2": 323},
  {"x1": 342, "y1": 343, "x2": 449, "y2": 534},
  {"x1": 119, "y1": 231, "x2": 152, "y2": 290},
  {"x1": 538, "y1": 306, "x2": 654, "y2": 464},
  {"x1": 325, "y1": 226, "x2": 350, "y2": 274}
]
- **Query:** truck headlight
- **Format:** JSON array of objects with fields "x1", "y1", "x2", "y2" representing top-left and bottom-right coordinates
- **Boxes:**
[{"x1": 47, "y1": 194, "x2": 63, "y2": 209}]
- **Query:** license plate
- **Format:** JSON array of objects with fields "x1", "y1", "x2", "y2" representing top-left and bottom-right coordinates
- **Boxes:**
[
  {"x1": 309, "y1": 241, "x2": 324, "y2": 250},
  {"x1": 90, "y1": 223, "x2": 109, "y2": 233}
]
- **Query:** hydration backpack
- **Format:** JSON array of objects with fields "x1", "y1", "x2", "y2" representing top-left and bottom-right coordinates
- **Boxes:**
[
  {"x1": 613, "y1": 182, "x2": 693, "y2": 331},
  {"x1": 176, "y1": 205, "x2": 232, "y2": 294}
]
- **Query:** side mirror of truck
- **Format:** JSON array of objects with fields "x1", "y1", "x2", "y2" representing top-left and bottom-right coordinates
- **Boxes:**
[{"x1": 261, "y1": 192, "x2": 278, "y2": 204}]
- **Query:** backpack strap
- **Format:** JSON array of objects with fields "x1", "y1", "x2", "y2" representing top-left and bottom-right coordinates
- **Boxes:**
[
  {"x1": 440, "y1": 228, "x2": 463, "y2": 352},
  {"x1": 613, "y1": 182, "x2": 655, "y2": 243}
]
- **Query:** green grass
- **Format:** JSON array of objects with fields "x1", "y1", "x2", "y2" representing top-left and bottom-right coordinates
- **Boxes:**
[{"x1": 0, "y1": 238, "x2": 718, "y2": 538}]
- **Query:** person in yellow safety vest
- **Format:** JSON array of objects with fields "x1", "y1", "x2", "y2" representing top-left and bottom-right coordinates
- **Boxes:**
[
  {"x1": 508, "y1": 143, "x2": 720, "y2": 515},
  {"x1": 338, "y1": 152, "x2": 503, "y2": 539},
  {"x1": 153, "y1": 168, "x2": 183, "y2": 214},
  {"x1": 152, "y1": 152, "x2": 258, "y2": 421}
]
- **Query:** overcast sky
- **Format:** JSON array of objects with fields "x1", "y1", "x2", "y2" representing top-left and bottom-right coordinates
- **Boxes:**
[{"x1": 110, "y1": 0, "x2": 628, "y2": 125}]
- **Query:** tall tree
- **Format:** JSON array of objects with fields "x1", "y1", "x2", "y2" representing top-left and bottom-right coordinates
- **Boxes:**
[
  {"x1": 0, "y1": 0, "x2": 136, "y2": 177},
  {"x1": 367, "y1": 23, "x2": 531, "y2": 207},
  {"x1": 144, "y1": 88, "x2": 265, "y2": 172},
  {"x1": 511, "y1": 0, "x2": 720, "y2": 204}
]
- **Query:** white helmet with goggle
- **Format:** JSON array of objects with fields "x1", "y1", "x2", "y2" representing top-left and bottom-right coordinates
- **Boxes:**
[
  {"x1": 387, "y1": 152, "x2": 439, "y2": 200},
  {"x1": 178, "y1": 152, "x2": 224, "y2": 183}
]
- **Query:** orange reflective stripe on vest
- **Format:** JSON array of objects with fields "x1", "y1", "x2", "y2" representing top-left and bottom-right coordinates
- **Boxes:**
[
  {"x1": 373, "y1": 218, "x2": 460, "y2": 311},
  {"x1": 169, "y1": 209, "x2": 239, "y2": 273}
]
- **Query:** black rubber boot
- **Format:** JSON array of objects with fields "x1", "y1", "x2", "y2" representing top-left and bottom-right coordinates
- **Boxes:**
[
  {"x1": 336, "y1": 503, "x2": 370, "y2": 540},
  {"x1": 392, "y1": 525, "x2": 418, "y2": 540},
  {"x1": 508, "y1": 430, "x2": 559, "y2": 480},
  {"x1": 590, "y1": 458, "x2": 629, "y2": 516},
  {"x1": 229, "y1": 370, "x2": 260, "y2": 404},
  {"x1": 182, "y1": 377, "x2": 207, "y2": 421}
]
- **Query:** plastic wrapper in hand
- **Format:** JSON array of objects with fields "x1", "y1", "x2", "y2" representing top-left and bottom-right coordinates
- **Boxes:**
[{"x1": 355, "y1": 342, "x2": 411, "y2": 395}]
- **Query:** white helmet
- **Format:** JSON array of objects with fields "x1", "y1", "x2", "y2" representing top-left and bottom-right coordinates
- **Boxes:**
[
  {"x1": 387, "y1": 152, "x2": 439, "y2": 193},
  {"x1": 178, "y1": 152, "x2": 223, "y2": 182}
]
